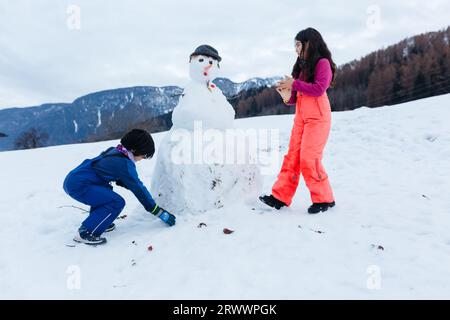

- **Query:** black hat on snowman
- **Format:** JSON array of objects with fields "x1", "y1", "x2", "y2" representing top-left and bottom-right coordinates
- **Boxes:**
[{"x1": 190, "y1": 45, "x2": 222, "y2": 62}]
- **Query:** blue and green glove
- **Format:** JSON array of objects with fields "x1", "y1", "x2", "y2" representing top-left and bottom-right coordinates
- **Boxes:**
[{"x1": 151, "y1": 205, "x2": 176, "y2": 226}]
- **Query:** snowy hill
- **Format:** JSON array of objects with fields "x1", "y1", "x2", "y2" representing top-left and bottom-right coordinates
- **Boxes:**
[{"x1": 1, "y1": 94, "x2": 449, "y2": 299}]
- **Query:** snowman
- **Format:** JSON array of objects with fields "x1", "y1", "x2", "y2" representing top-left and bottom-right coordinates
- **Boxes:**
[
  {"x1": 152, "y1": 45, "x2": 261, "y2": 214},
  {"x1": 171, "y1": 45, "x2": 235, "y2": 130}
]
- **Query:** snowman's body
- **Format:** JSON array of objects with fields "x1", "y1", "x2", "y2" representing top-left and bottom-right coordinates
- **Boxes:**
[
  {"x1": 171, "y1": 80, "x2": 234, "y2": 130},
  {"x1": 152, "y1": 53, "x2": 261, "y2": 214}
]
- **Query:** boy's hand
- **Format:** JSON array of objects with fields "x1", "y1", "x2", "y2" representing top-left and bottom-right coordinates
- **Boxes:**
[{"x1": 153, "y1": 206, "x2": 176, "y2": 226}]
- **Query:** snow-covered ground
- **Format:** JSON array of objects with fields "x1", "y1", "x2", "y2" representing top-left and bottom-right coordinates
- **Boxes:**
[{"x1": 1, "y1": 94, "x2": 449, "y2": 299}]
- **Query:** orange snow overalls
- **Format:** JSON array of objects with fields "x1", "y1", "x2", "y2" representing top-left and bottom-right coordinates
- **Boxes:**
[{"x1": 272, "y1": 90, "x2": 334, "y2": 206}]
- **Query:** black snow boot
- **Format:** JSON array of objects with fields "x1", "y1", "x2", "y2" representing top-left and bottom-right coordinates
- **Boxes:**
[
  {"x1": 74, "y1": 227, "x2": 107, "y2": 245},
  {"x1": 104, "y1": 223, "x2": 116, "y2": 233},
  {"x1": 307, "y1": 201, "x2": 336, "y2": 214},
  {"x1": 259, "y1": 194, "x2": 287, "y2": 210}
]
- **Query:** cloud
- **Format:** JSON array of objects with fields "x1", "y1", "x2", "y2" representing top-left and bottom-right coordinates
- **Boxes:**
[{"x1": 0, "y1": 0, "x2": 449, "y2": 109}]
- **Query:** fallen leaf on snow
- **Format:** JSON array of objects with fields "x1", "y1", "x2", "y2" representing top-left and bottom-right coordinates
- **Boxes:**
[{"x1": 223, "y1": 228, "x2": 234, "y2": 234}]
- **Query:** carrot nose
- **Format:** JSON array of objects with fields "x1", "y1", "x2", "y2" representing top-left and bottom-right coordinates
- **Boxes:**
[{"x1": 203, "y1": 64, "x2": 212, "y2": 76}]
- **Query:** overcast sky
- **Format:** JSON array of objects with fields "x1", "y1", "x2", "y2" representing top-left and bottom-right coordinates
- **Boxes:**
[{"x1": 0, "y1": 0, "x2": 449, "y2": 109}]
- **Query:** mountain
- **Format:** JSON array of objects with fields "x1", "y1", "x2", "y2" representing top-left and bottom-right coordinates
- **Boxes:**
[
  {"x1": 1, "y1": 93, "x2": 449, "y2": 298},
  {"x1": 4, "y1": 27, "x2": 447, "y2": 152},
  {"x1": 214, "y1": 76, "x2": 282, "y2": 97},
  {"x1": 0, "y1": 77, "x2": 280, "y2": 151}
]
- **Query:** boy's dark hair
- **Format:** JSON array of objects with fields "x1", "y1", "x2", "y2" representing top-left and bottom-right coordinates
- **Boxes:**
[{"x1": 120, "y1": 129, "x2": 155, "y2": 159}]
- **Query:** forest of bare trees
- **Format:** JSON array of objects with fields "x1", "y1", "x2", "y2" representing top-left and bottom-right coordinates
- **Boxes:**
[
  {"x1": 15, "y1": 128, "x2": 49, "y2": 150},
  {"x1": 329, "y1": 26, "x2": 450, "y2": 110}
]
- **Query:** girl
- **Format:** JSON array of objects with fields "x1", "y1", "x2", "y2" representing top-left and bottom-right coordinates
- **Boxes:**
[
  {"x1": 63, "y1": 129, "x2": 176, "y2": 245},
  {"x1": 260, "y1": 27, "x2": 336, "y2": 214}
]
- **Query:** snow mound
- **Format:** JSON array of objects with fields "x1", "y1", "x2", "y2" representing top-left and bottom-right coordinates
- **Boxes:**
[{"x1": 152, "y1": 131, "x2": 262, "y2": 214}]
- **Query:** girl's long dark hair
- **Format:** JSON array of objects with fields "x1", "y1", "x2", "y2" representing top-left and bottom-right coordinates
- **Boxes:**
[{"x1": 292, "y1": 28, "x2": 336, "y2": 87}]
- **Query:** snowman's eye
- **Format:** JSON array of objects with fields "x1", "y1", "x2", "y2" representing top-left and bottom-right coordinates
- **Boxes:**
[
  {"x1": 199, "y1": 58, "x2": 204, "y2": 62},
  {"x1": 209, "y1": 61, "x2": 213, "y2": 65}
]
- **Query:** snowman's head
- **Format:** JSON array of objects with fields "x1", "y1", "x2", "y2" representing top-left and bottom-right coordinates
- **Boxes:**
[{"x1": 189, "y1": 45, "x2": 222, "y2": 84}]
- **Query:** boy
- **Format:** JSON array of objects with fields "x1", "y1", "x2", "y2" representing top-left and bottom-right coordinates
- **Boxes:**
[{"x1": 63, "y1": 129, "x2": 176, "y2": 245}]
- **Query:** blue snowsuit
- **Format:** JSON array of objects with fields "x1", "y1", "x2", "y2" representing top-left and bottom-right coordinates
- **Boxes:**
[{"x1": 63, "y1": 147, "x2": 157, "y2": 236}]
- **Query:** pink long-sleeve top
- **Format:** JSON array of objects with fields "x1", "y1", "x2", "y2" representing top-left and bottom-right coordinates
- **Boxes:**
[{"x1": 287, "y1": 58, "x2": 332, "y2": 105}]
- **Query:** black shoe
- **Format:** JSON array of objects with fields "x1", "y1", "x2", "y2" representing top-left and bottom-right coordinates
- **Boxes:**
[
  {"x1": 308, "y1": 201, "x2": 335, "y2": 214},
  {"x1": 259, "y1": 194, "x2": 287, "y2": 210},
  {"x1": 104, "y1": 223, "x2": 116, "y2": 233},
  {"x1": 74, "y1": 228, "x2": 107, "y2": 245}
]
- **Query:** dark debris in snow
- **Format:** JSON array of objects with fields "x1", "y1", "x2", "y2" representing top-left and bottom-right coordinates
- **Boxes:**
[{"x1": 298, "y1": 225, "x2": 325, "y2": 234}]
